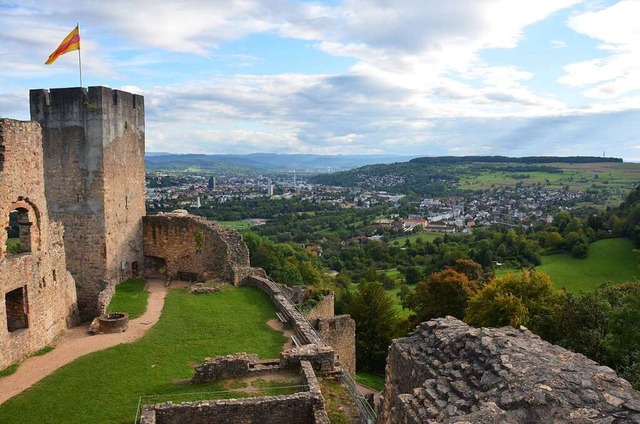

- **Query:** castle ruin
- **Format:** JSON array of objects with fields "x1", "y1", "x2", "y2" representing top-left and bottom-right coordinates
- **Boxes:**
[
  {"x1": 0, "y1": 119, "x2": 78, "y2": 369},
  {"x1": 3, "y1": 86, "x2": 640, "y2": 423},
  {"x1": 29, "y1": 87, "x2": 145, "y2": 320}
]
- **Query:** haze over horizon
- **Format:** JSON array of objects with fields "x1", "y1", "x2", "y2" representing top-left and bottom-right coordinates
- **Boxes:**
[{"x1": 1, "y1": 1, "x2": 639, "y2": 159}]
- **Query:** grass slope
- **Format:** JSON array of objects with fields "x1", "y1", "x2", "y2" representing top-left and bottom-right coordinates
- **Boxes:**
[
  {"x1": 0, "y1": 286, "x2": 286, "y2": 424},
  {"x1": 107, "y1": 279, "x2": 149, "y2": 319},
  {"x1": 537, "y1": 238, "x2": 639, "y2": 292},
  {"x1": 356, "y1": 372, "x2": 385, "y2": 391}
]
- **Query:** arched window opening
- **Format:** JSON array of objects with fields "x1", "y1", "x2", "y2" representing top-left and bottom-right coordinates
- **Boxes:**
[
  {"x1": 5, "y1": 286, "x2": 29, "y2": 332},
  {"x1": 6, "y1": 208, "x2": 31, "y2": 255}
]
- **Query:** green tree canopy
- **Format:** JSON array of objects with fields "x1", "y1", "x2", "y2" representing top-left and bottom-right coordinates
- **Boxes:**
[
  {"x1": 343, "y1": 282, "x2": 403, "y2": 373},
  {"x1": 465, "y1": 270, "x2": 565, "y2": 341}
]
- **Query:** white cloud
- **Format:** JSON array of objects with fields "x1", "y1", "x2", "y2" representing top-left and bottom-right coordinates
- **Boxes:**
[
  {"x1": 2, "y1": 0, "x2": 639, "y2": 158},
  {"x1": 550, "y1": 40, "x2": 567, "y2": 49},
  {"x1": 560, "y1": 0, "x2": 640, "y2": 99}
]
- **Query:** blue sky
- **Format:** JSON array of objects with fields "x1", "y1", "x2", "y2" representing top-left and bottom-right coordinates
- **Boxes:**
[{"x1": 1, "y1": 0, "x2": 639, "y2": 159}]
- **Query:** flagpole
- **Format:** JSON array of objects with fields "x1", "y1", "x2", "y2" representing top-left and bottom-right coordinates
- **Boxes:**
[{"x1": 77, "y1": 23, "x2": 83, "y2": 87}]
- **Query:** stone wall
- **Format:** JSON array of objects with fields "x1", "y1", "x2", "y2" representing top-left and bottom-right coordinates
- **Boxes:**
[
  {"x1": 192, "y1": 353, "x2": 261, "y2": 383},
  {"x1": 314, "y1": 315, "x2": 356, "y2": 376},
  {"x1": 30, "y1": 87, "x2": 145, "y2": 320},
  {"x1": 0, "y1": 119, "x2": 78, "y2": 369},
  {"x1": 141, "y1": 360, "x2": 330, "y2": 424},
  {"x1": 305, "y1": 293, "x2": 334, "y2": 321},
  {"x1": 378, "y1": 317, "x2": 640, "y2": 424},
  {"x1": 241, "y1": 275, "x2": 323, "y2": 346},
  {"x1": 143, "y1": 212, "x2": 251, "y2": 284}
]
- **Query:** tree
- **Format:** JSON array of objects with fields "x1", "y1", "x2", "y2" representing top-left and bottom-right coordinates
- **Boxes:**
[
  {"x1": 343, "y1": 282, "x2": 403, "y2": 373},
  {"x1": 465, "y1": 270, "x2": 565, "y2": 342},
  {"x1": 403, "y1": 266, "x2": 422, "y2": 285},
  {"x1": 404, "y1": 268, "x2": 479, "y2": 324}
]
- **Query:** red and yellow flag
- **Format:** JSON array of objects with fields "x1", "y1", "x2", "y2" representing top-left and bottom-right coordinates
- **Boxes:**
[{"x1": 45, "y1": 25, "x2": 80, "y2": 65}]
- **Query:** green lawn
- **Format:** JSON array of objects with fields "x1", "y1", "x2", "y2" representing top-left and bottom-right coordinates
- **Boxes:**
[
  {"x1": 495, "y1": 238, "x2": 639, "y2": 291},
  {"x1": 217, "y1": 220, "x2": 253, "y2": 230},
  {"x1": 382, "y1": 268, "x2": 402, "y2": 280},
  {"x1": 107, "y1": 279, "x2": 149, "y2": 319},
  {"x1": 356, "y1": 372, "x2": 385, "y2": 391},
  {"x1": 0, "y1": 286, "x2": 287, "y2": 424},
  {"x1": 537, "y1": 238, "x2": 639, "y2": 292},
  {"x1": 391, "y1": 233, "x2": 440, "y2": 246},
  {"x1": 384, "y1": 285, "x2": 412, "y2": 320}
]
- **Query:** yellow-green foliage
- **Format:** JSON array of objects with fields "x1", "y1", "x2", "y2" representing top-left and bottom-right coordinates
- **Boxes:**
[{"x1": 465, "y1": 270, "x2": 565, "y2": 340}]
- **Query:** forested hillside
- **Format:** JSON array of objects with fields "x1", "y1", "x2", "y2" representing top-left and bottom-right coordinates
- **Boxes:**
[{"x1": 309, "y1": 155, "x2": 623, "y2": 196}]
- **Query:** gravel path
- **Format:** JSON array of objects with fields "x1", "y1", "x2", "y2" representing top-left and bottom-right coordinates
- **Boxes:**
[{"x1": 0, "y1": 279, "x2": 175, "y2": 405}]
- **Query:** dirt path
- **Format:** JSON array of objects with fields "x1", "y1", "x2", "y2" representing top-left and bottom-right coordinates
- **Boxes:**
[
  {"x1": 0, "y1": 279, "x2": 181, "y2": 405},
  {"x1": 266, "y1": 318, "x2": 294, "y2": 351}
]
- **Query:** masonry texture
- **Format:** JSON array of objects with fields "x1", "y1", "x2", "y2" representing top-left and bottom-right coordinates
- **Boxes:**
[
  {"x1": 313, "y1": 315, "x2": 356, "y2": 376},
  {"x1": 378, "y1": 317, "x2": 640, "y2": 424},
  {"x1": 30, "y1": 87, "x2": 145, "y2": 320},
  {"x1": 141, "y1": 360, "x2": 330, "y2": 424},
  {"x1": 0, "y1": 119, "x2": 78, "y2": 369},
  {"x1": 143, "y1": 212, "x2": 251, "y2": 284},
  {"x1": 305, "y1": 292, "x2": 335, "y2": 321}
]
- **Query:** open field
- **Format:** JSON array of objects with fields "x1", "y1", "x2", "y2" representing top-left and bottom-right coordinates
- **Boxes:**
[
  {"x1": 390, "y1": 232, "x2": 441, "y2": 246},
  {"x1": 498, "y1": 238, "x2": 638, "y2": 292},
  {"x1": 217, "y1": 220, "x2": 253, "y2": 230},
  {"x1": 0, "y1": 286, "x2": 286, "y2": 424},
  {"x1": 457, "y1": 162, "x2": 640, "y2": 206},
  {"x1": 537, "y1": 238, "x2": 639, "y2": 292}
]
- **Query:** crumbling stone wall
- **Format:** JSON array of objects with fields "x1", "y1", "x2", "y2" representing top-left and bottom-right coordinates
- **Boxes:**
[
  {"x1": 378, "y1": 317, "x2": 640, "y2": 424},
  {"x1": 314, "y1": 315, "x2": 356, "y2": 376},
  {"x1": 192, "y1": 353, "x2": 261, "y2": 383},
  {"x1": 0, "y1": 119, "x2": 78, "y2": 369},
  {"x1": 143, "y1": 213, "x2": 251, "y2": 284},
  {"x1": 141, "y1": 360, "x2": 330, "y2": 424},
  {"x1": 305, "y1": 293, "x2": 334, "y2": 321},
  {"x1": 241, "y1": 275, "x2": 323, "y2": 346},
  {"x1": 280, "y1": 345, "x2": 337, "y2": 374},
  {"x1": 30, "y1": 87, "x2": 145, "y2": 320}
]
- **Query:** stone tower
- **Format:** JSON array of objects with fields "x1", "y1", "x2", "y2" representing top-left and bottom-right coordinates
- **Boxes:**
[{"x1": 29, "y1": 87, "x2": 145, "y2": 320}]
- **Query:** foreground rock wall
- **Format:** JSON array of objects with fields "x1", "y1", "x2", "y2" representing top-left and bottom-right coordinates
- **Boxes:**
[
  {"x1": 0, "y1": 119, "x2": 78, "y2": 368},
  {"x1": 379, "y1": 317, "x2": 640, "y2": 424},
  {"x1": 143, "y1": 213, "x2": 251, "y2": 284}
]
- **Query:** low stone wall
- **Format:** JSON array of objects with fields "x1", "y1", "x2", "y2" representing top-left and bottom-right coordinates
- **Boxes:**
[
  {"x1": 378, "y1": 317, "x2": 640, "y2": 424},
  {"x1": 143, "y1": 213, "x2": 252, "y2": 284},
  {"x1": 192, "y1": 353, "x2": 260, "y2": 383},
  {"x1": 281, "y1": 345, "x2": 337, "y2": 374},
  {"x1": 141, "y1": 360, "x2": 330, "y2": 424},
  {"x1": 241, "y1": 275, "x2": 323, "y2": 346}
]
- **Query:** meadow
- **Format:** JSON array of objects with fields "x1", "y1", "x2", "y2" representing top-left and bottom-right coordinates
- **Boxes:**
[
  {"x1": 0, "y1": 285, "x2": 287, "y2": 424},
  {"x1": 217, "y1": 220, "x2": 253, "y2": 230},
  {"x1": 390, "y1": 232, "x2": 441, "y2": 246},
  {"x1": 497, "y1": 238, "x2": 638, "y2": 292},
  {"x1": 537, "y1": 238, "x2": 639, "y2": 292}
]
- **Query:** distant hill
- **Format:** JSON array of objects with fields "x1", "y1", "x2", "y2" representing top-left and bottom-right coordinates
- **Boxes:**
[
  {"x1": 145, "y1": 153, "x2": 419, "y2": 172},
  {"x1": 309, "y1": 155, "x2": 625, "y2": 196}
]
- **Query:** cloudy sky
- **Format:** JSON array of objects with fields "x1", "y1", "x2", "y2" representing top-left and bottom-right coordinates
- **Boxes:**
[{"x1": 1, "y1": 0, "x2": 639, "y2": 159}]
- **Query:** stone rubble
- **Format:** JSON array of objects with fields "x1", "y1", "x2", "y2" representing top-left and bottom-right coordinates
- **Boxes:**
[{"x1": 378, "y1": 317, "x2": 640, "y2": 424}]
